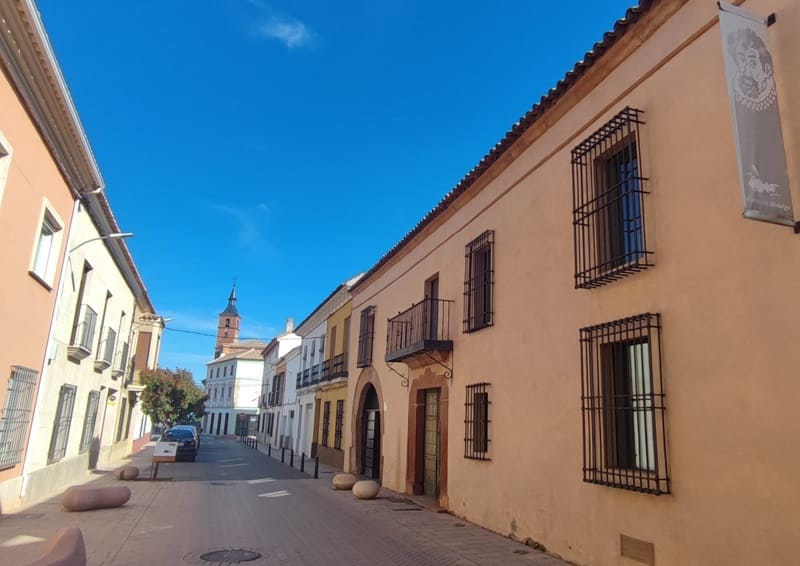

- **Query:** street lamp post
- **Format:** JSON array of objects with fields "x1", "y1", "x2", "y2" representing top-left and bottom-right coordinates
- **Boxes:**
[{"x1": 69, "y1": 232, "x2": 133, "y2": 254}]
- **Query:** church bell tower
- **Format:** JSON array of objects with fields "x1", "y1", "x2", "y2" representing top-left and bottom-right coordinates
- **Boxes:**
[{"x1": 215, "y1": 283, "x2": 241, "y2": 357}]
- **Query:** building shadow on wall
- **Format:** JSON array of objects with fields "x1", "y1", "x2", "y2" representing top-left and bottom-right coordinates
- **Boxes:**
[{"x1": 88, "y1": 437, "x2": 100, "y2": 470}]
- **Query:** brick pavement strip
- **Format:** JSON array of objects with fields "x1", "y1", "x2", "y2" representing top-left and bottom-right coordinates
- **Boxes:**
[{"x1": 0, "y1": 438, "x2": 571, "y2": 566}]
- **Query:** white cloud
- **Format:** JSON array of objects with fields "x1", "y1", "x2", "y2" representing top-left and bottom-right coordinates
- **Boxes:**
[
  {"x1": 258, "y1": 17, "x2": 312, "y2": 48},
  {"x1": 213, "y1": 204, "x2": 270, "y2": 251}
]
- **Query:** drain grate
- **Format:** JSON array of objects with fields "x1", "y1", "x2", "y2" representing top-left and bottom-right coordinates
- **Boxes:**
[
  {"x1": 385, "y1": 497, "x2": 415, "y2": 505},
  {"x1": 199, "y1": 549, "x2": 262, "y2": 563}
]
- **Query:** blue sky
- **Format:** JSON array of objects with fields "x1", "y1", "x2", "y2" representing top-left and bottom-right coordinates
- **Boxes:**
[{"x1": 38, "y1": 0, "x2": 635, "y2": 383}]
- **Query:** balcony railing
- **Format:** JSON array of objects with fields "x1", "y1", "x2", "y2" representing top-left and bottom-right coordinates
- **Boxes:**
[
  {"x1": 67, "y1": 305, "x2": 97, "y2": 362},
  {"x1": 326, "y1": 352, "x2": 347, "y2": 380},
  {"x1": 112, "y1": 341, "x2": 129, "y2": 378},
  {"x1": 94, "y1": 327, "x2": 116, "y2": 372},
  {"x1": 386, "y1": 298, "x2": 454, "y2": 363},
  {"x1": 310, "y1": 363, "x2": 321, "y2": 384}
]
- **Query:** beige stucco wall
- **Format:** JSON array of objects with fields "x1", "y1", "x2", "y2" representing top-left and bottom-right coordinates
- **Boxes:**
[
  {"x1": 0, "y1": 62, "x2": 75, "y2": 502},
  {"x1": 346, "y1": 1, "x2": 800, "y2": 564},
  {"x1": 20, "y1": 204, "x2": 140, "y2": 507}
]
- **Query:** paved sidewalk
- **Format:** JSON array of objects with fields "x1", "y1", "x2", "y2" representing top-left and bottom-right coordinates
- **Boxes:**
[{"x1": 0, "y1": 437, "x2": 571, "y2": 565}]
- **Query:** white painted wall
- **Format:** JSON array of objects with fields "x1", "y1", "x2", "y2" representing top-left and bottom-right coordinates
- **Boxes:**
[{"x1": 22, "y1": 203, "x2": 141, "y2": 500}]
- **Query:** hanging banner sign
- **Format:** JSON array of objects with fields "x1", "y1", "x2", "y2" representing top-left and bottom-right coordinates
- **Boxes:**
[{"x1": 719, "y1": 2, "x2": 794, "y2": 226}]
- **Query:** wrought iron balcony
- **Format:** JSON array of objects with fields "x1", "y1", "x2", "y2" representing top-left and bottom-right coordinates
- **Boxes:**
[
  {"x1": 386, "y1": 298, "x2": 454, "y2": 363},
  {"x1": 67, "y1": 305, "x2": 97, "y2": 362},
  {"x1": 94, "y1": 327, "x2": 116, "y2": 372},
  {"x1": 111, "y1": 341, "x2": 128, "y2": 378},
  {"x1": 310, "y1": 363, "x2": 321, "y2": 384},
  {"x1": 326, "y1": 352, "x2": 347, "y2": 380}
]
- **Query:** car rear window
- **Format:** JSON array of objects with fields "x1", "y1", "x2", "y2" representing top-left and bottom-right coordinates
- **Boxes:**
[{"x1": 165, "y1": 429, "x2": 193, "y2": 439}]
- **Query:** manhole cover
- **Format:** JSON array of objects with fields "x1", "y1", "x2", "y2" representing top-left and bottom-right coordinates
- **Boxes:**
[{"x1": 199, "y1": 549, "x2": 262, "y2": 563}]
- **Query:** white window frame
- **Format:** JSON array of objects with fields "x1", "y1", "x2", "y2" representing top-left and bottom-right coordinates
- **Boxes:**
[
  {"x1": 29, "y1": 201, "x2": 64, "y2": 288},
  {"x1": 0, "y1": 131, "x2": 12, "y2": 209}
]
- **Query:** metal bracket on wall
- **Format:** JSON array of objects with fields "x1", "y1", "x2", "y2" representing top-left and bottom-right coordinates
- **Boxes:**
[
  {"x1": 385, "y1": 363, "x2": 409, "y2": 388},
  {"x1": 422, "y1": 352, "x2": 453, "y2": 382}
]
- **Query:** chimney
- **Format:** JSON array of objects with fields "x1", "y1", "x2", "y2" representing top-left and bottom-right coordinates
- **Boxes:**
[{"x1": 285, "y1": 317, "x2": 294, "y2": 333}]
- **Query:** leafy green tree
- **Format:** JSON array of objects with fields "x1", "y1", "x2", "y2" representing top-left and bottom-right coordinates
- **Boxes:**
[{"x1": 140, "y1": 367, "x2": 207, "y2": 427}]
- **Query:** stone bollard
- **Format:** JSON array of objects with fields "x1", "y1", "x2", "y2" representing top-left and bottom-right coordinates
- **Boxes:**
[
  {"x1": 352, "y1": 480, "x2": 380, "y2": 500},
  {"x1": 332, "y1": 473, "x2": 358, "y2": 490},
  {"x1": 62, "y1": 486, "x2": 131, "y2": 512},
  {"x1": 25, "y1": 527, "x2": 86, "y2": 566},
  {"x1": 113, "y1": 465, "x2": 139, "y2": 481}
]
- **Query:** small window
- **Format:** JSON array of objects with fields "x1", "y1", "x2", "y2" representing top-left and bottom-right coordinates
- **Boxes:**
[
  {"x1": 0, "y1": 366, "x2": 38, "y2": 469},
  {"x1": 334, "y1": 400, "x2": 344, "y2": 449},
  {"x1": 357, "y1": 306, "x2": 376, "y2": 368},
  {"x1": 572, "y1": 107, "x2": 652, "y2": 289},
  {"x1": 465, "y1": 383, "x2": 490, "y2": 460},
  {"x1": 31, "y1": 209, "x2": 63, "y2": 286},
  {"x1": 464, "y1": 231, "x2": 494, "y2": 332},
  {"x1": 224, "y1": 366, "x2": 227, "y2": 377},
  {"x1": 225, "y1": 318, "x2": 230, "y2": 328},
  {"x1": 48, "y1": 384, "x2": 77, "y2": 463},
  {"x1": 580, "y1": 313, "x2": 669, "y2": 495},
  {"x1": 321, "y1": 401, "x2": 331, "y2": 447}
]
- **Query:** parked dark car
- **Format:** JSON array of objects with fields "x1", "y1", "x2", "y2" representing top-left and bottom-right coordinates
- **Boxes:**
[
  {"x1": 163, "y1": 427, "x2": 198, "y2": 461},
  {"x1": 172, "y1": 424, "x2": 201, "y2": 448}
]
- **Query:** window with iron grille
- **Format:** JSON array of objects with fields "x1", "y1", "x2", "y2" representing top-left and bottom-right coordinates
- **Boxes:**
[
  {"x1": 0, "y1": 366, "x2": 38, "y2": 469},
  {"x1": 580, "y1": 313, "x2": 669, "y2": 495},
  {"x1": 464, "y1": 230, "x2": 494, "y2": 332},
  {"x1": 79, "y1": 390, "x2": 100, "y2": 453},
  {"x1": 572, "y1": 107, "x2": 652, "y2": 289},
  {"x1": 48, "y1": 384, "x2": 77, "y2": 463},
  {"x1": 357, "y1": 306, "x2": 376, "y2": 367},
  {"x1": 334, "y1": 399, "x2": 344, "y2": 449},
  {"x1": 322, "y1": 401, "x2": 331, "y2": 447},
  {"x1": 464, "y1": 383, "x2": 490, "y2": 460}
]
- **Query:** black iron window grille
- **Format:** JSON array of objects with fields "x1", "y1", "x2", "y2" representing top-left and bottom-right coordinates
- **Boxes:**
[
  {"x1": 357, "y1": 306, "x2": 376, "y2": 368},
  {"x1": 334, "y1": 400, "x2": 344, "y2": 450},
  {"x1": 48, "y1": 384, "x2": 77, "y2": 463},
  {"x1": 322, "y1": 401, "x2": 331, "y2": 447},
  {"x1": 464, "y1": 382, "x2": 490, "y2": 460},
  {"x1": 79, "y1": 390, "x2": 100, "y2": 453},
  {"x1": 0, "y1": 366, "x2": 38, "y2": 469},
  {"x1": 464, "y1": 230, "x2": 494, "y2": 332},
  {"x1": 572, "y1": 107, "x2": 652, "y2": 289},
  {"x1": 580, "y1": 313, "x2": 669, "y2": 495}
]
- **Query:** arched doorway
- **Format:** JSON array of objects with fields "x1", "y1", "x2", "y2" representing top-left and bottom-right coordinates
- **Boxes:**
[{"x1": 361, "y1": 384, "x2": 381, "y2": 480}]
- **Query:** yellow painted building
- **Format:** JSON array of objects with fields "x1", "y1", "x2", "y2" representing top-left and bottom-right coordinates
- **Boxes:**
[{"x1": 314, "y1": 300, "x2": 352, "y2": 469}]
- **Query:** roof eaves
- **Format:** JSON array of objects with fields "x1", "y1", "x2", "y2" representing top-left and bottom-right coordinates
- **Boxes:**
[{"x1": 351, "y1": 1, "x2": 652, "y2": 293}]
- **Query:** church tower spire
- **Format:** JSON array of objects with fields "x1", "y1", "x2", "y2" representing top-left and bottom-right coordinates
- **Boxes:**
[{"x1": 215, "y1": 281, "x2": 241, "y2": 357}]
